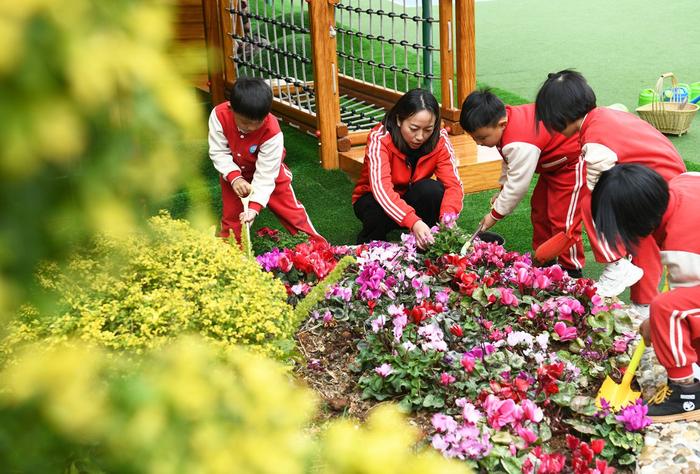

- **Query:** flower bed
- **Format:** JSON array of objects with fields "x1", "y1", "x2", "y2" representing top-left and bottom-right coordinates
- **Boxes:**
[{"x1": 259, "y1": 223, "x2": 651, "y2": 473}]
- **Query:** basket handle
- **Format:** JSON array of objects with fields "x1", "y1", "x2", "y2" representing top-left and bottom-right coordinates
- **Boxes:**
[{"x1": 652, "y1": 72, "x2": 679, "y2": 113}]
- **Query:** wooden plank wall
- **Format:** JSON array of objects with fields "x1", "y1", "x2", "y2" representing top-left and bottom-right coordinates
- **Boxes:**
[{"x1": 172, "y1": 0, "x2": 210, "y2": 91}]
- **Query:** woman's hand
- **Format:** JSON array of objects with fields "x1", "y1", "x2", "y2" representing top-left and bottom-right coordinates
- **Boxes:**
[{"x1": 411, "y1": 220, "x2": 434, "y2": 249}]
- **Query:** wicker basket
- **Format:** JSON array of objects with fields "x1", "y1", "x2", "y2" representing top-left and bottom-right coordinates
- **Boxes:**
[{"x1": 636, "y1": 72, "x2": 698, "y2": 136}]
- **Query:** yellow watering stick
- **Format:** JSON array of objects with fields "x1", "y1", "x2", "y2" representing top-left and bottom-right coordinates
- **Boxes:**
[
  {"x1": 596, "y1": 339, "x2": 646, "y2": 411},
  {"x1": 240, "y1": 193, "x2": 253, "y2": 259}
]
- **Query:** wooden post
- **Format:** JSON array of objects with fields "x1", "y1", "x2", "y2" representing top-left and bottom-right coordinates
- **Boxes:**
[
  {"x1": 439, "y1": 0, "x2": 455, "y2": 114},
  {"x1": 455, "y1": 0, "x2": 476, "y2": 106},
  {"x1": 308, "y1": 0, "x2": 340, "y2": 169},
  {"x1": 202, "y1": 0, "x2": 226, "y2": 105},
  {"x1": 219, "y1": 0, "x2": 237, "y2": 91}
]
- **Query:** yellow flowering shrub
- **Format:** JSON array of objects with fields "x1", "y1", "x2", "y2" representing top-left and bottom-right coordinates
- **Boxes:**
[
  {"x1": 4, "y1": 213, "x2": 293, "y2": 359},
  {"x1": 317, "y1": 405, "x2": 471, "y2": 474},
  {"x1": 0, "y1": 0, "x2": 207, "y2": 316},
  {"x1": 0, "y1": 337, "x2": 470, "y2": 474},
  {"x1": 0, "y1": 337, "x2": 315, "y2": 473}
]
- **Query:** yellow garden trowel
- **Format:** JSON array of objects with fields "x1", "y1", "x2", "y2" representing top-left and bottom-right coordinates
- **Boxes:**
[
  {"x1": 240, "y1": 193, "x2": 253, "y2": 259},
  {"x1": 596, "y1": 339, "x2": 646, "y2": 411}
]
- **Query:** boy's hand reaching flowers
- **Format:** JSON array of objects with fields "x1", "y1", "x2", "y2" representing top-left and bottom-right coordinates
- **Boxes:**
[
  {"x1": 411, "y1": 220, "x2": 434, "y2": 250},
  {"x1": 480, "y1": 213, "x2": 498, "y2": 231}
]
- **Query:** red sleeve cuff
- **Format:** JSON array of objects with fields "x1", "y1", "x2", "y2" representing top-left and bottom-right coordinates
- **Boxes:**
[
  {"x1": 490, "y1": 209, "x2": 505, "y2": 221},
  {"x1": 248, "y1": 201, "x2": 263, "y2": 213},
  {"x1": 226, "y1": 171, "x2": 242, "y2": 183},
  {"x1": 402, "y1": 212, "x2": 420, "y2": 230}
]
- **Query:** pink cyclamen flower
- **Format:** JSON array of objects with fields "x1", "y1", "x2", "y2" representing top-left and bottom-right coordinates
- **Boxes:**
[
  {"x1": 516, "y1": 426, "x2": 538, "y2": 446},
  {"x1": 553, "y1": 321, "x2": 578, "y2": 341},
  {"x1": 461, "y1": 353, "x2": 476, "y2": 373},
  {"x1": 499, "y1": 287, "x2": 519, "y2": 306},
  {"x1": 616, "y1": 399, "x2": 652, "y2": 431},
  {"x1": 520, "y1": 399, "x2": 544, "y2": 423},
  {"x1": 440, "y1": 372, "x2": 456, "y2": 385},
  {"x1": 371, "y1": 315, "x2": 386, "y2": 332},
  {"x1": 534, "y1": 273, "x2": 552, "y2": 290},
  {"x1": 431, "y1": 413, "x2": 458, "y2": 433},
  {"x1": 375, "y1": 363, "x2": 393, "y2": 378},
  {"x1": 483, "y1": 395, "x2": 519, "y2": 430},
  {"x1": 441, "y1": 213, "x2": 458, "y2": 229},
  {"x1": 458, "y1": 400, "x2": 482, "y2": 425}
]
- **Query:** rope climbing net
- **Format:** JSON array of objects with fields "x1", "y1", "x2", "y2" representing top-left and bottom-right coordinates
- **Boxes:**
[{"x1": 225, "y1": 0, "x2": 440, "y2": 132}]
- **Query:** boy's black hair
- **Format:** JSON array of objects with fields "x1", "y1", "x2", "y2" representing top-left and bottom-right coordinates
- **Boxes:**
[
  {"x1": 534, "y1": 69, "x2": 596, "y2": 133},
  {"x1": 383, "y1": 88, "x2": 441, "y2": 155},
  {"x1": 459, "y1": 89, "x2": 506, "y2": 133},
  {"x1": 229, "y1": 77, "x2": 273, "y2": 121},
  {"x1": 591, "y1": 164, "x2": 669, "y2": 254}
]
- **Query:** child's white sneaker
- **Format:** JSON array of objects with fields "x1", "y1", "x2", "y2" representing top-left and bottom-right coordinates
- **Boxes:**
[{"x1": 596, "y1": 258, "x2": 643, "y2": 298}]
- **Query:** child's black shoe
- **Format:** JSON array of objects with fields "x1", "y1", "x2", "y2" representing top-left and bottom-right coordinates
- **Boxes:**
[{"x1": 646, "y1": 380, "x2": 700, "y2": 423}]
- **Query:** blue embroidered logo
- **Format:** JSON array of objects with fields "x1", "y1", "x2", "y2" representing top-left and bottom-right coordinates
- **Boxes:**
[{"x1": 249, "y1": 145, "x2": 258, "y2": 154}]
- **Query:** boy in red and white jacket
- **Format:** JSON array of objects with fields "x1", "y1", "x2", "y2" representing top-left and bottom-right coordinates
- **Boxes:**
[
  {"x1": 592, "y1": 164, "x2": 700, "y2": 423},
  {"x1": 460, "y1": 90, "x2": 583, "y2": 276},
  {"x1": 536, "y1": 70, "x2": 686, "y2": 311},
  {"x1": 208, "y1": 77, "x2": 323, "y2": 242}
]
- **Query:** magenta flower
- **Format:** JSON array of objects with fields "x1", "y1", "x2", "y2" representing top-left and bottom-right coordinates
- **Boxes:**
[
  {"x1": 553, "y1": 321, "x2": 578, "y2": 341},
  {"x1": 616, "y1": 399, "x2": 652, "y2": 431},
  {"x1": 435, "y1": 289, "x2": 450, "y2": 304},
  {"x1": 374, "y1": 363, "x2": 393, "y2": 378},
  {"x1": 461, "y1": 353, "x2": 476, "y2": 373}
]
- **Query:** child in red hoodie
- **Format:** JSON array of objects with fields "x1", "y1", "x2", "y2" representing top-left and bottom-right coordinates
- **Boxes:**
[{"x1": 352, "y1": 89, "x2": 464, "y2": 249}]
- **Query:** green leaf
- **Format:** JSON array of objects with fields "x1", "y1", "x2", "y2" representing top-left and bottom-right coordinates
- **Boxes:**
[
  {"x1": 538, "y1": 423, "x2": 552, "y2": 442},
  {"x1": 565, "y1": 418, "x2": 598, "y2": 435},
  {"x1": 422, "y1": 393, "x2": 445, "y2": 409},
  {"x1": 569, "y1": 396, "x2": 597, "y2": 416},
  {"x1": 500, "y1": 456, "x2": 523, "y2": 474},
  {"x1": 491, "y1": 431, "x2": 514, "y2": 445}
]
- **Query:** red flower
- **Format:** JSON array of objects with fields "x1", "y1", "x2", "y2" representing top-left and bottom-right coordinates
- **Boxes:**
[
  {"x1": 407, "y1": 300, "x2": 444, "y2": 325},
  {"x1": 278, "y1": 254, "x2": 293, "y2": 272},
  {"x1": 256, "y1": 227, "x2": 280, "y2": 240},
  {"x1": 368, "y1": 300, "x2": 376, "y2": 315},
  {"x1": 454, "y1": 269, "x2": 479, "y2": 295},
  {"x1": 449, "y1": 324, "x2": 463, "y2": 337},
  {"x1": 590, "y1": 439, "x2": 605, "y2": 455}
]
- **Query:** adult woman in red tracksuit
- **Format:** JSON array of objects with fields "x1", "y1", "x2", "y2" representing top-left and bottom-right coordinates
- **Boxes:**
[
  {"x1": 352, "y1": 89, "x2": 464, "y2": 249},
  {"x1": 535, "y1": 70, "x2": 685, "y2": 313},
  {"x1": 592, "y1": 164, "x2": 700, "y2": 423}
]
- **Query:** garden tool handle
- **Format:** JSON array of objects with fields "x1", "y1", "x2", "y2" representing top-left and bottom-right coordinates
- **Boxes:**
[
  {"x1": 240, "y1": 192, "x2": 253, "y2": 257},
  {"x1": 460, "y1": 223, "x2": 483, "y2": 255},
  {"x1": 620, "y1": 339, "x2": 646, "y2": 388}
]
